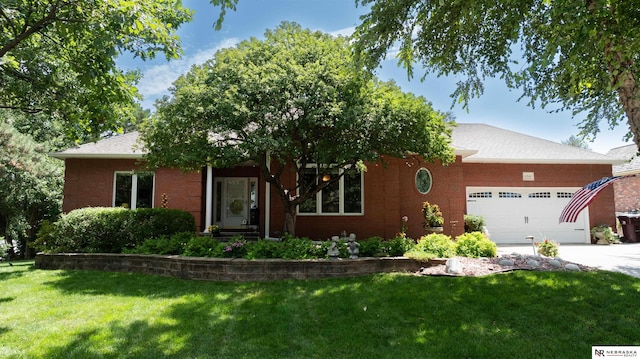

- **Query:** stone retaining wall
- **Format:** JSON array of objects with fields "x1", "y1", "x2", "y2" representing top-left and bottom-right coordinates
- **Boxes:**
[{"x1": 35, "y1": 253, "x2": 424, "y2": 281}]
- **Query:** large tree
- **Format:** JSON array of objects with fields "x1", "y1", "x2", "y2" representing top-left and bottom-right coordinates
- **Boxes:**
[
  {"x1": 0, "y1": 0, "x2": 192, "y2": 141},
  {"x1": 142, "y1": 22, "x2": 453, "y2": 236},
  {"x1": 0, "y1": 122, "x2": 62, "y2": 258},
  {"x1": 351, "y1": 0, "x2": 640, "y2": 148}
]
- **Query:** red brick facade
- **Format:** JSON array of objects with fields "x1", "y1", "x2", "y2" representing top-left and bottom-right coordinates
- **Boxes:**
[
  {"x1": 613, "y1": 177, "x2": 640, "y2": 212},
  {"x1": 63, "y1": 159, "x2": 203, "y2": 229},
  {"x1": 61, "y1": 156, "x2": 616, "y2": 241}
]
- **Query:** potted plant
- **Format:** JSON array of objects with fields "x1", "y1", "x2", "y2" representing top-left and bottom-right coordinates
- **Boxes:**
[
  {"x1": 422, "y1": 201, "x2": 444, "y2": 233},
  {"x1": 208, "y1": 225, "x2": 221, "y2": 237},
  {"x1": 591, "y1": 224, "x2": 614, "y2": 244}
]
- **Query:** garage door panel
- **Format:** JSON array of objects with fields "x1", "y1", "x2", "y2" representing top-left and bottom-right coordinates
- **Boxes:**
[{"x1": 466, "y1": 187, "x2": 590, "y2": 244}]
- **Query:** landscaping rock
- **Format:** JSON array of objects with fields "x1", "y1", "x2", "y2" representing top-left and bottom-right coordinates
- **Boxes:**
[
  {"x1": 565, "y1": 263, "x2": 581, "y2": 271},
  {"x1": 527, "y1": 260, "x2": 541, "y2": 267},
  {"x1": 446, "y1": 258, "x2": 463, "y2": 274},
  {"x1": 549, "y1": 259, "x2": 563, "y2": 268},
  {"x1": 499, "y1": 259, "x2": 515, "y2": 267}
]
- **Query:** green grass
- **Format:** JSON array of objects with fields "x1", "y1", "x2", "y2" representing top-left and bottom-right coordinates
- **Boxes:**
[{"x1": 1, "y1": 261, "x2": 639, "y2": 358}]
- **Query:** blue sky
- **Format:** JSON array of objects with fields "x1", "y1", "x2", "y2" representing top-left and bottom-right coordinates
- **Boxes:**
[{"x1": 117, "y1": 0, "x2": 630, "y2": 154}]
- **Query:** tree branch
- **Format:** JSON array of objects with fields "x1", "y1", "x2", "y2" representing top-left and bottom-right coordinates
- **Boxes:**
[{"x1": 0, "y1": 1, "x2": 60, "y2": 58}]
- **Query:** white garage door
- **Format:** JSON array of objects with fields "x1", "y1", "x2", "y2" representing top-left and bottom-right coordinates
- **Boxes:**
[{"x1": 466, "y1": 187, "x2": 590, "y2": 244}]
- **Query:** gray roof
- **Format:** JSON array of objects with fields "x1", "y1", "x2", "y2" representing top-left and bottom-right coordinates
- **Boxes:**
[
  {"x1": 452, "y1": 123, "x2": 623, "y2": 164},
  {"x1": 51, "y1": 131, "x2": 143, "y2": 159},
  {"x1": 607, "y1": 144, "x2": 640, "y2": 175},
  {"x1": 51, "y1": 123, "x2": 624, "y2": 165}
]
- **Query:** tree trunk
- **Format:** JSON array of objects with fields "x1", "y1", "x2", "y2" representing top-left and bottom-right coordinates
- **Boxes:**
[
  {"x1": 283, "y1": 206, "x2": 297, "y2": 237},
  {"x1": 616, "y1": 71, "x2": 640, "y2": 150}
]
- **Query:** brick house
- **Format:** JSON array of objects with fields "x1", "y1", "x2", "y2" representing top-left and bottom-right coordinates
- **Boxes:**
[{"x1": 52, "y1": 123, "x2": 623, "y2": 244}]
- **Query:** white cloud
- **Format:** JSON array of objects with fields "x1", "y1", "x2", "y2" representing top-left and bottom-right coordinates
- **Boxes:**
[
  {"x1": 137, "y1": 37, "x2": 239, "y2": 110},
  {"x1": 329, "y1": 26, "x2": 355, "y2": 38}
]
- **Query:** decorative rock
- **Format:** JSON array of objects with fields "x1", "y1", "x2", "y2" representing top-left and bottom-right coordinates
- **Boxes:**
[
  {"x1": 446, "y1": 258, "x2": 463, "y2": 274},
  {"x1": 527, "y1": 260, "x2": 541, "y2": 267},
  {"x1": 548, "y1": 259, "x2": 563, "y2": 268},
  {"x1": 499, "y1": 259, "x2": 515, "y2": 267},
  {"x1": 565, "y1": 263, "x2": 581, "y2": 271}
]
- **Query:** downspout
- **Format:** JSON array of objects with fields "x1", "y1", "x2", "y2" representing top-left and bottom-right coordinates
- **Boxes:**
[{"x1": 204, "y1": 165, "x2": 213, "y2": 232}]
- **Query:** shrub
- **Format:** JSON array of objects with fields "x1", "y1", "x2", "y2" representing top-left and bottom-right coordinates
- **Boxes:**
[
  {"x1": 536, "y1": 239, "x2": 559, "y2": 257},
  {"x1": 454, "y1": 232, "x2": 497, "y2": 258},
  {"x1": 280, "y1": 235, "x2": 328, "y2": 259},
  {"x1": 359, "y1": 236, "x2": 385, "y2": 257},
  {"x1": 183, "y1": 236, "x2": 223, "y2": 257},
  {"x1": 126, "y1": 232, "x2": 193, "y2": 255},
  {"x1": 34, "y1": 207, "x2": 196, "y2": 254},
  {"x1": 414, "y1": 234, "x2": 456, "y2": 258},
  {"x1": 245, "y1": 239, "x2": 284, "y2": 259},
  {"x1": 464, "y1": 215, "x2": 486, "y2": 233},
  {"x1": 403, "y1": 249, "x2": 435, "y2": 262},
  {"x1": 384, "y1": 236, "x2": 415, "y2": 257}
]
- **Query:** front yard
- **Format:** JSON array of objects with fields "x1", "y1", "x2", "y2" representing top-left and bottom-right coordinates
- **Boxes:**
[{"x1": 1, "y1": 261, "x2": 639, "y2": 358}]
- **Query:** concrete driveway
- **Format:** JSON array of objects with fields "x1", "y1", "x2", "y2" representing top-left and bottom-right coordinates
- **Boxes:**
[{"x1": 498, "y1": 243, "x2": 640, "y2": 279}]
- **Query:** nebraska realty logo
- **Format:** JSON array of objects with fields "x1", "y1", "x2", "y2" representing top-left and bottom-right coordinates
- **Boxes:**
[{"x1": 593, "y1": 346, "x2": 639, "y2": 358}]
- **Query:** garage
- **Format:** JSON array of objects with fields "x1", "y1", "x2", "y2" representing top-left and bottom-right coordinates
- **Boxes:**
[{"x1": 466, "y1": 187, "x2": 590, "y2": 244}]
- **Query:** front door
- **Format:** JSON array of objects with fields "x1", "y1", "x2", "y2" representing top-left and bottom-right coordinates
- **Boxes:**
[
  {"x1": 223, "y1": 178, "x2": 248, "y2": 228},
  {"x1": 214, "y1": 177, "x2": 258, "y2": 229}
]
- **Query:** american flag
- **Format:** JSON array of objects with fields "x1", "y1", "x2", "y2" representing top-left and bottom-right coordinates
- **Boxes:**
[{"x1": 559, "y1": 176, "x2": 623, "y2": 223}]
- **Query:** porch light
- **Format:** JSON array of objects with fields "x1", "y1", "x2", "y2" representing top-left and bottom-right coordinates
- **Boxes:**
[{"x1": 322, "y1": 174, "x2": 331, "y2": 182}]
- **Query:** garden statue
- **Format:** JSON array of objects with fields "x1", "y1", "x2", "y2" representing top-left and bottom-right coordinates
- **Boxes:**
[
  {"x1": 347, "y1": 235, "x2": 359, "y2": 259},
  {"x1": 327, "y1": 236, "x2": 340, "y2": 259}
]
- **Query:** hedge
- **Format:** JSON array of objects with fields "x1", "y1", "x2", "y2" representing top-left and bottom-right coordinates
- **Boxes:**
[{"x1": 35, "y1": 207, "x2": 196, "y2": 253}]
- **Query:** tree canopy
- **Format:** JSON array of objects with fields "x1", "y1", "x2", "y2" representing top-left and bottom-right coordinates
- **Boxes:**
[
  {"x1": 0, "y1": 0, "x2": 193, "y2": 141},
  {"x1": 142, "y1": 22, "x2": 453, "y2": 235},
  {"x1": 352, "y1": 0, "x2": 640, "y2": 148}
]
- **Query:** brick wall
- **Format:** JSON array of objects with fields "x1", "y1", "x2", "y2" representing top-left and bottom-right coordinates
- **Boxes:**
[
  {"x1": 269, "y1": 156, "x2": 466, "y2": 240},
  {"x1": 613, "y1": 177, "x2": 640, "y2": 212},
  {"x1": 35, "y1": 253, "x2": 423, "y2": 282},
  {"x1": 62, "y1": 158, "x2": 203, "y2": 229}
]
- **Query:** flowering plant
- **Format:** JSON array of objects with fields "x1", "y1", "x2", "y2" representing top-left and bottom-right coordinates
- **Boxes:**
[
  {"x1": 536, "y1": 239, "x2": 559, "y2": 257},
  {"x1": 208, "y1": 225, "x2": 220, "y2": 234},
  {"x1": 223, "y1": 238, "x2": 246, "y2": 258},
  {"x1": 399, "y1": 216, "x2": 408, "y2": 237},
  {"x1": 422, "y1": 201, "x2": 444, "y2": 228}
]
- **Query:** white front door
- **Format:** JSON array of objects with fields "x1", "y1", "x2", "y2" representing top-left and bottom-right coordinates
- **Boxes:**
[
  {"x1": 223, "y1": 178, "x2": 248, "y2": 228},
  {"x1": 466, "y1": 187, "x2": 590, "y2": 244},
  {"x1": 213, "y1": 177, "x2": 259, "y2": 229}
]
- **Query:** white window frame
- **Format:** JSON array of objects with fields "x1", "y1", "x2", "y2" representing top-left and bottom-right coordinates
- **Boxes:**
[
  {"x1": 297, "y1": 165, "x2": 364, "y2": 216},
  {"x1": 113, "y1": 171, "x2": 155, "y2": 210}
]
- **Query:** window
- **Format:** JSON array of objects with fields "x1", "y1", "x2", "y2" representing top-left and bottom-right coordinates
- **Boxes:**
[
  {"x1": 468, "y1": 192, "x2": 493, "y2": 198},
  {"x1": 528, "y1": 192, "x2": 551, "y2": 198},
  {"x1": 114, "y1": 172, "x2": 154, "y2": 209},
  {"x1": 298, "y1": 167, "x2": 363, "y2": 215},
  {"x1": 415, "y1": 168, "x2": 433, "y2": 194},
  {"x1": 499, "y1": 191, "x2": 522, "y2": 198}
]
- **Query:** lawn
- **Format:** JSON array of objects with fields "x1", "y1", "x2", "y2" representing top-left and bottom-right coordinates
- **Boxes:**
[{"x1": 1, "y1": 261, "x2": 639, "y2": 358}]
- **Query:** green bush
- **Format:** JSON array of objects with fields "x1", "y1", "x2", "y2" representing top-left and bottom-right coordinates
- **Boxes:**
[
  {"x1": 183, "y1": 236, "x2": 223, "y2": 257},
  {"x1": 454, "y1": 232, "x2": 497, "y2": 258},
  {"x1": 536, "y1": 239, "x2": 559, "y2": 257},
  {"x1": 126, "y1": 232, "x2": 193, "y2": 255},
  {"x1": 384, "y1": 236, "x2": 415, "y2": 257},
  {"x1": 35, "y1": 207, "x2": 196, "y2": 254},
  {"x1": 358, "y1": 236, "x2": 385, "y2": 257},
  {"x1": 414, "y1": 234, "x2": 456, "y2": 258},
  {"x1": 280, "y1": 235, "x2": 328, "y2": 259},
  {"x1": 464, "y1": 214, "x2": 486, "y2": 233},
  {"x1": 245, "y1": 239, "x2": 284, "y2": 259},
  {"x1": 404, "y1": 249, "x2": 435, "y2": 262}
]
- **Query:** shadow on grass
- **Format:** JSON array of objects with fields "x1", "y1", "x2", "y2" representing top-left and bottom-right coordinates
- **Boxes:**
[
  {"x1": 40, "y1": 270, "x2": 640, "y2": 359},
  {"x1": 0, "y1": 260, "x2": 34, "y2": 281}
]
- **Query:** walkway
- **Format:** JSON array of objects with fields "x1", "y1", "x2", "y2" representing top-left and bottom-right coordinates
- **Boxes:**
[{"x1": 498, "y1": 243, "x2": 640, "y2": 279}]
